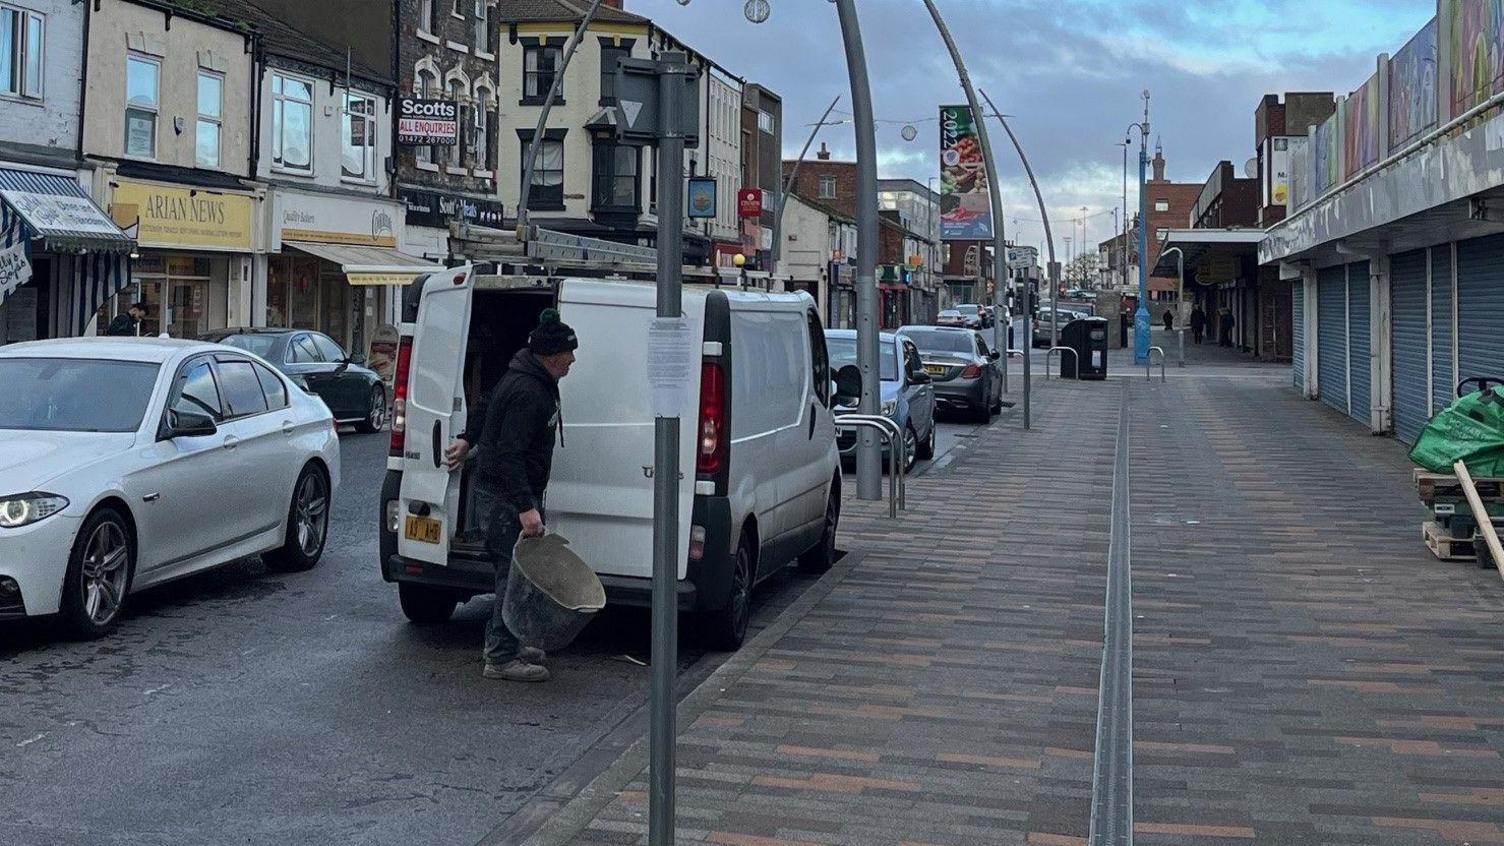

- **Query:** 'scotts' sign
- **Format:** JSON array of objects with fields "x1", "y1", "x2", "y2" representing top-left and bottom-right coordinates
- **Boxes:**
[{"x1": 397, "y1": 98, "x2": 459, "y2": 146}]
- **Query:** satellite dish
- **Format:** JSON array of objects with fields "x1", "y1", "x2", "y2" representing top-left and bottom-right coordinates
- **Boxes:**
[
  {"x1": 900, "y1": 124, "x2": 918, "y2": 142},
  {"x1": 1243, "y1": 157, "x2": 1258, "y2": 178}
]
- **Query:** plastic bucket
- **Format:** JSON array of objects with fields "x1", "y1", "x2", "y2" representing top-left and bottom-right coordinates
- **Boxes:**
[{"x1": 501, "y1": 534, "x2": 607, "y2": 652}]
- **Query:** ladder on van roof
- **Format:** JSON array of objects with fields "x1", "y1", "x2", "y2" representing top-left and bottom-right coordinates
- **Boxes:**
[{"x1": 456, "y1": 224, "x2": 790, "y2": 288}]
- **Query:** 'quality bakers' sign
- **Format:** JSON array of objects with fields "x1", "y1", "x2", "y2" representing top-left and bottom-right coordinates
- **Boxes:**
[{"x1": 397, "y1": 98, "x2": 459, "y2": 146}]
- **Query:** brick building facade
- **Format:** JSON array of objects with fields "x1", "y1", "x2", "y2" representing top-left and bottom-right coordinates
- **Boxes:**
[{"x1": 1142, "y1": 147, "x2": 1202, "y2": 299}]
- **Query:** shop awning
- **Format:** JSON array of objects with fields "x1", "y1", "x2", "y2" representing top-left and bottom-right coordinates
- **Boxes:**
[
  {"x1": 1153, "y1": 228, "x2": 1266, "y2": 282},
  {"x1": 284, "y1": 241, "x2": 442, "y2": 286},
  {"x1": 0, "y1": 168, "x2": 135, "y2": 254}
]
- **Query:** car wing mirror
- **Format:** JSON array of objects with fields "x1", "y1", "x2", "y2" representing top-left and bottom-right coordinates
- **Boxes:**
[
  {"x1": 162, "y1": 408, "x2": 218, "y2": 440},
  {"x1": 833, "y1": 364, "x2": 861, "y2": 405}
]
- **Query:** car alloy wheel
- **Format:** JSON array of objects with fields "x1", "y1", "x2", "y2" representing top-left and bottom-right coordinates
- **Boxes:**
[
  {"x1": 904, "y1": 425, "x2": 918, "y2": 472},
  {"x1": 368, "y1": 390, "x2": 386, "y2": 430},
  {"x1": 294, "y1": 471, "x2": 329, "y2": 558},
  {"x1": 80, "y1": 520, "x2": 130, "y2": 626}
]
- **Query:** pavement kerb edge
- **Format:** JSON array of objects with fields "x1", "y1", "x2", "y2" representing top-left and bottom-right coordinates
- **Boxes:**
[{"x1": 511, "y1": 548, "x2": 869, "y2": 846}]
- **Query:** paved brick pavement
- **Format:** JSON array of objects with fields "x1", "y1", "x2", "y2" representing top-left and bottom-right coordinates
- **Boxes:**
[{"x1": 524, "y1": 360, "x2": 1504, "y2": 846}]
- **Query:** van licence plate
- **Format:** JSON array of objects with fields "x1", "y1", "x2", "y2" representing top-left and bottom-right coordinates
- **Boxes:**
[{"x1": 405, "y1": 515, "x2": 442, "y2": 544}]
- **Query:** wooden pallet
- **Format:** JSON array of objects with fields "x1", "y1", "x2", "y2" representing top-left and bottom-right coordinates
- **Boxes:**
[
  {"x1": 1415, "y1": 469, "x2": 1504, "y2": 504},
  {"x1": 1423, "y1": 520, "x2": 1477, "y2": 561}
]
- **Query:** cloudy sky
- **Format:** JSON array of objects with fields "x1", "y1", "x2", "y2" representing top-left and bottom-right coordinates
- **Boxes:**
[{"x1": 652, "y1": 0, "x2": 1433, "y2": 256}]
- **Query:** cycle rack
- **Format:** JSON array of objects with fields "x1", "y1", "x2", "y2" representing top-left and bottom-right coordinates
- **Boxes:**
[
  {"x1": 1147, "y1": 346, "x2": 1167, "y2": 382},
  {"x1": 1046, "y1": 346, "x2": 1077, "y2": 380},
  {"x1": 833, "y1": 413, "x2": 906, "y2": 518}
]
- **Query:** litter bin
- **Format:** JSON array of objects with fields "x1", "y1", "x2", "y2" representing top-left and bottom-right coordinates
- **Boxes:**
[{"x1": 1060, "y1": 316, "x2": 1109, "y2": 380}]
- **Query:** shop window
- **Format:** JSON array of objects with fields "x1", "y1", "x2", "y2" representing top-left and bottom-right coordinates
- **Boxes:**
[
  {"x1": 592, "y1": 141, "x2": 638, "y2": 211},
  {"x1": 342, "y1": 92, "x2": 377, "y2": 181},
  {"x1": 0, "y1": 6, "x2": 44, "y2": 100},
  {"x1": 125, "y1": 54, "x2": 159, "y2": 159},
  {"x1": 523, "y1": 44, "x2": 560, "y2": 105},
  {"x1": 197, "y1": 71, "x2": 223, "y2": 169},
  {"x1": 272, "y1": 74, "x2": 314, "y2": 173},
  {"x1": 520, "y1": 132, "x2": 564, "y2": 210}
]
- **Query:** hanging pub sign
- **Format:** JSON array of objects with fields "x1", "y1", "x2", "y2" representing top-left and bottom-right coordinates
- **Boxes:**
[
  {"x1": 687, "y1": 177, "x2": 717, "y2": 219},
  {"x1": 397, "y1": 98, "x2": 459, "y2": 146},
  {"x1": 737, "y1": 187, "x2": 763, "y2": 218}
]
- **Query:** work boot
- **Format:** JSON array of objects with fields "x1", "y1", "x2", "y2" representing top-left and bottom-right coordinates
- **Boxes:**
[
  {"x1": 483, "y1": 659, "x2": 549, "y2": 683},
  {"x1": 517, "y1": 646, "x2": 547, "y2": 664}
]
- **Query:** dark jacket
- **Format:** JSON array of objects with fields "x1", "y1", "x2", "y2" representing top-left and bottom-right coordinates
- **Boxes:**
[
  {"x1": 1190, "y1": 308, "x2": 1207, "y2": 330},
  {"x1": 105, "y1": 314, "x2": 137, "y2": 336},
  {"x1": 461, "y1": 349, "x2": 561, "y2": 513}
]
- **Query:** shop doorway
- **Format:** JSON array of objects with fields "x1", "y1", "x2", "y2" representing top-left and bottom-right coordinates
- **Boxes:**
[{"x1": 136, "y1": 256, "x2": 215, "y2": 338}]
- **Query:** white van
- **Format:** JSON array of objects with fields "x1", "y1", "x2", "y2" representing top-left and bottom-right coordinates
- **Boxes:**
[{"x1": 378, "y1": 266, "x2": 841, "y2": 649}]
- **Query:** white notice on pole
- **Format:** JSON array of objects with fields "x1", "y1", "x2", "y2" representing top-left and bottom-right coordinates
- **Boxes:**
[{"x1": 647, "y1": 318, "x2": 696, "y2": 418}]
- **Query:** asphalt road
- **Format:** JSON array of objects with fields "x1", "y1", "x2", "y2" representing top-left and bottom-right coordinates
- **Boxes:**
[{"x1": 0, "y1": 415, "x2": 982, "y2": 846}]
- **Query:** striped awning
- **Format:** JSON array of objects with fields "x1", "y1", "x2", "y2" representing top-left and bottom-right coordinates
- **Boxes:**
[
  {"x1": 0, "y1": 169, "x2": 135, "y2": 333},
  {"x1": 0, "y1": 168, "x2": 135, "y2": 254}
]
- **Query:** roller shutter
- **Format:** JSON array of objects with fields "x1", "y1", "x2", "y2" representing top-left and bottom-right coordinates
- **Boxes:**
[
  {"x1": 1390, "y1": 250, "x2": 1428, "y2": 444},
  {"x1": 1317, "y1": 265, "x2": 1348, "y2": 415}
]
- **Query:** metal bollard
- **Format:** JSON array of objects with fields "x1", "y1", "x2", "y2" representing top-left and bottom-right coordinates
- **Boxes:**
[
  {"x1": 1146, "y1": 346, "x2": 1166, "y2": 382},
  {"x1": 1046, "y1": 346, "x2": 1077, "y2": 380}
]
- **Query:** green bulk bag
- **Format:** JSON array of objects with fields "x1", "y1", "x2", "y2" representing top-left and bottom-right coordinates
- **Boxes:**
[{"x1": 1409, "y1": 386, "x2": 1504, "y2": 477}]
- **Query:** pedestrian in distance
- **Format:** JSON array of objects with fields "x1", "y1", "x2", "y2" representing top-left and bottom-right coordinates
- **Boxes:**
[
  {"x1": 1190, "y1": 304, "x2": 1206, "y2": 344},
  {"x1": 444, "y1": 309, "x2": 578, "y2": 683},
  {"x1": 1162, "y1": 309, "x2": 1174, "y2": 332},
  {"x1": 106, "y1": 302, "x2": 148, "y2": 336},
  {"x1": 1219, "y1": 308, "x2": 1235, "y2": 348}
]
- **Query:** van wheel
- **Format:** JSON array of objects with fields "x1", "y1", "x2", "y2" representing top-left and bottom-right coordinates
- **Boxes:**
[
  {"x1": 60, "y1": 507, "x2": 135, "y2": 640},
  {"x1": 706, "y1": 534, "x2": 754, "y2": 650},
  {"x1": 798, "y1": 489, "x2": 840, "y2": 575},
  {"x1": 399, "y1": 583, "x2": 458, "y2": 624},
  {"x1": 264, "y1": 464, "x2": 329, "y2": 573}
]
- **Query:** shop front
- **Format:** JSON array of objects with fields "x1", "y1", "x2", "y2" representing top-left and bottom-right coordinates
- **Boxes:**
[
  {"x1": 102, "y1": 177, "x2": 259, "y2": 338},
  {"x1": 399, "y1": 188, "x2": 506, "y2": 264},
  {"x1": 268, "y1": 188, "x2": 438, "y2": 358},
  {"x1": 0, "y1": 166, "x2": 134, "y2": 344},
  {"x1": 878, "y1": 264, "x2": 912, "y2": 329}
]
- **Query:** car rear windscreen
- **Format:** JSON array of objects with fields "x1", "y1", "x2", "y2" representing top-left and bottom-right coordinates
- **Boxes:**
[
  {"x1": 0, "y1": 358, "x2": 160, "y2": 432},
  {"x1": 901, "y1": 329, "x2": 974, "y2": 354}
]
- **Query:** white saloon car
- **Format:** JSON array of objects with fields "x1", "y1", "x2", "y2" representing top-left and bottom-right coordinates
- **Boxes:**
[{"x1": 0, "y1": 338, "x2": 340, "y2": 638}]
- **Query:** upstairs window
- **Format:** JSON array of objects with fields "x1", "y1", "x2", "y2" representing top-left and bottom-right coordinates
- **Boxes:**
[
  {"x1": 1154, "y1": 199, "x2": 1169, "y2": 212},
  {"x1": 418, "y1": 0, "x2": 436, "y2": 34},
  {"x1": 272, "y1": 74, "x2": 314, "y2": 172},
  {"x1": 818, "y1": 175, "x2": 836, "y2": 199},
  {"x1": 758, "y1": 110, "x2": 774, "y2": 135},
  {"x1": 599, "y1": 44, "x2": 629, "y2": 104},
  {"x1": 0, "y1": 6, "x2": 43, "y2": 100},
  {"x1": 124, "y1": 54, "x2": 159, "y2": 159},
  {"x1": 473, "y1": 0, "x2": 490, "y2": 53},
  {"x1": 520, "y1": 133, "x2": 564, "y2": 210},
  {"x1": 592, "y1": 141, "x2": 638, "y2": 211},
  {"x1": 342, "y1": 93, "x2": 377, "y2": 181},
  {"x1": 415, "y1": 69, "x2": 437, "y2": 164},
  {"x1": 523, "y1": 44, "x2": 560, "y2": 104},
  {"x1": 196, "y1": 71, "x2": 223, "y2": 168}
]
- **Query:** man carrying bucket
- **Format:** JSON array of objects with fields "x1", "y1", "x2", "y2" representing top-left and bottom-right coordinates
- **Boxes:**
[{"x1": 445, "y1": 309, "x2": 578, "y2": 682}]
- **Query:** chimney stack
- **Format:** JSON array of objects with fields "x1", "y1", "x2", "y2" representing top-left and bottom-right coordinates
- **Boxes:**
[
  {"x1": 602, "y1": 0, "x2": 624, "y2": 8},
  {"x1": 816, "y1": 142, "x2": 831, "y2": 161}
]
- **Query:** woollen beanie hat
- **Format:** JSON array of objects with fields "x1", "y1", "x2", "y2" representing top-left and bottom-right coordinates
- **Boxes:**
[{"x1": 529, "y1": 308, "x2": 579, "y2": 356}]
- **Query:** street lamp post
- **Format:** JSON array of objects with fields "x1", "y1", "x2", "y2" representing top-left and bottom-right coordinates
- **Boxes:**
[
  {"x1": 517, "y1": 0, "x2": 608, "y2": 238},
  {"x1": 978, "y1": 89, "x2": 1060, "y2": 351},
  {"x1": 1161, "y1": 246, "x2": 1186, "y2": 367},
  {"x1": 772, "y1": 96, "x2": 843, "y2": 272},
  {"x1": 1131, "y1": 91, "x2": 1151, "y2": 364},
  {"x1": 920, "y1": 0, "x2": 1027, "y2": 429}
]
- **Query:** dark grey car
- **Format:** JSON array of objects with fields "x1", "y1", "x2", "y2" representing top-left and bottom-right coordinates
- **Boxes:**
[
  {"x1": 202, "y1": 328, "x2": 387, "y2": 433},
  {"x1": 897, "y1": 325, "x2": 1002, "y2": 423}
]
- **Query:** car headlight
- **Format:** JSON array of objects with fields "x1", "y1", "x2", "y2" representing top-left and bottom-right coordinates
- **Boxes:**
[
  {"x1": 881, "y1": 398, "x2": 898, "y2": 416},
  {"x1": 0, "y1": 493, "x2": 70, "y2": 528}
]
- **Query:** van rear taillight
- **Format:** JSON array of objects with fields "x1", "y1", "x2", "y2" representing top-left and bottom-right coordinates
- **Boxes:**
[
  {"x1": 696, "y1": 362, "x2": 727, "y2": 475},
  {"x1": 389, "y1": 335, "x2": 414, "y2": 455}
]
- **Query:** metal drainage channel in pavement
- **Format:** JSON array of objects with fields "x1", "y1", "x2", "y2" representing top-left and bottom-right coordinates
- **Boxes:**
[{"x1": 1088, "y1": 381, "x2": 1135, "y2": 845}]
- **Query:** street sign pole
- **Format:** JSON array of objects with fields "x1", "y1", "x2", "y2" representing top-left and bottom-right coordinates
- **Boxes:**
[
  {"x1": 615, "y1": 51, "x2": 700, "y2": 846},
  {"x1": 648, "y1": 54, "x2": 686, "y2": 846}
]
